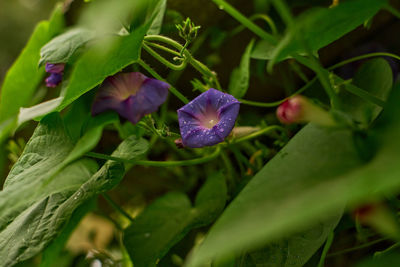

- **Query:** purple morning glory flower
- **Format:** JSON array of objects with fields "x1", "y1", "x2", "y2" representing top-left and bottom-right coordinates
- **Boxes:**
[
  {"x1": 177, "y1": 88, "x2": 240, "y2": 148},
  {"x1": 92, "y1": 72, "x2": 170, "y2": 124},
  {"x1": 45, "y1": 63, "x2": 65, "y2": 88}
]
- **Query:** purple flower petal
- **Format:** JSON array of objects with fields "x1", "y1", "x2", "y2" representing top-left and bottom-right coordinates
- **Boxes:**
[
  {"x1": 92, "y1": 72, "x2": 170, "y2": 124},
  {"x1": 45, "y1": 73, "x2": 63, "y2": 88},
  {"x1": 177, "y1": 88, "x2": 240, "y2": 148},
  {"x1": 45, "y1": 63, "x2": 65, "y2": 74}
]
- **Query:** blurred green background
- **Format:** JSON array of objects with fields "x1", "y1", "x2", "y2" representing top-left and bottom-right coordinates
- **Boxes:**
[{"x1": 0, "y1": 0, "x2": 55, "y2": 82}]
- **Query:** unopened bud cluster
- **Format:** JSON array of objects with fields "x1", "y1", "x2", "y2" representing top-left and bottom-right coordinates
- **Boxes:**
[{"x1": 176, "y1": 18, "x2": 201, "y2": 43}]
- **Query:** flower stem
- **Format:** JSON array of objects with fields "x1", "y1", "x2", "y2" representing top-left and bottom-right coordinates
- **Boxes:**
[
  {"x1": 270, "y1": 0, "x2": 294, "y2": 27},
  {"x1": 189, "y1": 57, "x2": 222, "y2": 90},
  {"x1": 212, "y1": 0, "x2": 278, "y2": 44},
  {"x1": 102, "y1": 193, "x2": 134, "y2": 222},
  {"x1": 294, "y1": 55, "x2": 341, "y2": 109},
  {"x1": 142, "y1": 43, "x2": 187, "y2": 71},
  {"x1": 145, "y1": 41, "x2": 181, "y2": 57},
  {"x1": 230, "y1": 14, "x2": 278, "y2": 36},
  {"x1": 86, "y1": 146, "x2": 221, "y2": 167},
  {"x1": 327, "y1": 238, "x2": 388, "y2": 257},
  {"x1": 384, "y1": 4, "x2": 400, "y2": 20},
  {"x1": 227, "y1": 125, "x2": 285, "y2": 145},
  {"x1": 318, "y1": 231, "x2": 334, "y2": 267},
  {"x1": 240, "y1": 51, "x2": 400, "y2": 108},
  {"x1": 239, "y1": 77, "x2": 317, "y2": 108},
  {"x1": 374, "y1": 242, "x2": 400, "y2": 258},
  {"x1": 145, "y1": 35, "x2": 222, "y2": 90},
  {"x1": 138, "y1": 59, "x2": 189, "y2": 104},
  {"x1": 328, "y1": 52, "x2": 400, "y2": 70},
  {"x1": 220, "y1": 150, "x2": 236, "y2": 191}
]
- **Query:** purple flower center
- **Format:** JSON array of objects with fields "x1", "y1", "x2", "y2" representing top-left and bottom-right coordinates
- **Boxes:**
[
  {"x1": 106, "y1": 73, "x2": 143, "y2": 100},
  {"x1": 92, "y1": 72, "x2": 170, "y2": 124},
  {"x1": 198, "y1": 108, "x2": 220, "y2": 129}
]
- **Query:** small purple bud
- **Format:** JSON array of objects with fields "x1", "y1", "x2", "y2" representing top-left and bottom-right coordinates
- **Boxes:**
[
  {"x1": 92, "y1": 72, "x2": 170, "y2": 124},
  {"x1": 45, "y1": 73, "x2": 63, "y2": 88},
  {"x1": 177, "y1": 88, "x2": 240, "y2": 148},
  {"x1": 45, "y1": 63, "x2": 65, "y2": 88},
  {"x1": 45, "y1": 63, "x2": 65, "y2": 74}
]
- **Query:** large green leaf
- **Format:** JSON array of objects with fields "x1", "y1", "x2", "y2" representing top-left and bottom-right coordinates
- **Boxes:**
[
  {"x1": 123, "y1": 173, "x2": 227, "y2": 267},
  {"x1": 253, "y1": 0, "x2": 387, "y2": 62},
  {"x1": 228, "y1": 40, "x2": 254, "y2": 99},
  {"x1": 0, "y1": 113, "x2": 148, "y2": 266},
  {"x1": 40, "y1": 198, "x2": 97, "y2": 267},
  {"x1": 0, "y1": 4, "x2": 64, "y2": 124},
  {"x1": 186, "y1": 125, "x2": 364, "y2": 266},
  {"x1": 0, "y1": 158, "x2": 98, "y2": 267},
  {"x1": 0, "y1": 112, "x2": 116, "y2": 233},
  {"x1": 39, "y1": 28, "x2": 95, "y2": 66},
  {"x1": 356, "y1": 253, "x2": 400, "y2": 267},
  {"x1": 241, "y1": 215, "x2": 340, "y2": 267},
  {"x1": 186, "y1": 88, "x2": 399, "y2": 267}
]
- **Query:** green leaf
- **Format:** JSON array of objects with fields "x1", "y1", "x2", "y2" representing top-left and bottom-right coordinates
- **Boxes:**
[
  {"x1": 0, "y1": 4, "x2": 64, "y2": 124},
  {"x1": 250, "y1": 39, "x2": 275, "y2": 60},
  {"x1": 2, "y1": 114, "x2": 74, "y2": 191},
  {"x1": 0, "y1": 114, "x2": 148, "y2": 266},
  {"x1": 340, "y1": 58, "x2": 393, "y2": 127},
  {"x1": 0, "y1": 114, "x2": 87, "y2": 240},
  {"x1": 228, "y1": 39, "x2": 254, "y2": 99},
  {"x1": 186, "y1": 88, "x2": 400, "y2": 267},
  {"x1": 356, "y1": 253, "x2": 400, "y2": 267},
  {"x1": 186, "y1": 125, "x2": 364, "y2": 266},
  {"x1": 40, "y1": 198, "x2": 97, "y2": 267},
  {"x1": 147, "y1": 0, "x2": 167, "y2": 35},
  {"x1": 17, "y1": 97, "x2": 63, "y2": 126},
  {"x1": 0, "y1": 158, "x2": 99, "y2": 267},
  {"x1": 130, "y1": 0, "x2": 164, "y2": 31},
  {"x1": 263, "y1": 0, "x2": 387, "y2": 63},
  {"x1": 39, "y1": 28, "x2": 96, "y2": 66},
  {"x1": 123, "y1": 173, "x2": 227, "y2": 267},
  {"x1": 64, "y1": 113, "x2": 119, "y2": 163},
  {"x1": 241, "y1": 215, "x2": 341, "y2": 267}
]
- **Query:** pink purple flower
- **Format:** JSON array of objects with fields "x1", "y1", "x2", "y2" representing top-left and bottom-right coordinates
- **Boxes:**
[
  {"x1": 45, "y1": 63, "x2": 65, "y2": 88},
  {"x1": 177, "y1": 88, "x2": 240, "y2": 148},
  {"x1": 92, "y1": 72, "x2": 169, "y2": 124},
  {"x1": 276, "y1": 95, "x2": 336, "y2": 126},
  {"x1": 276, "y1": 96, "x2": 303, "y2": 124}
]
